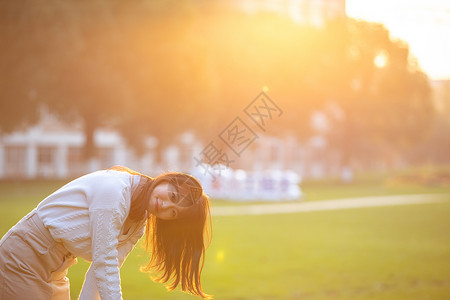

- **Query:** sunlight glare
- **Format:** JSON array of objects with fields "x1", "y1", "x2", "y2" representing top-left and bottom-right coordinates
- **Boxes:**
[
  {"x1": 216, "y1": 250, "x2": 225, "y2": 262},
  {"x1": 374, "y1": 50, "x2": 388, "y2": 68},
  {"x1": 346, "y1": 0, "x2": 450, "y2": 80}
]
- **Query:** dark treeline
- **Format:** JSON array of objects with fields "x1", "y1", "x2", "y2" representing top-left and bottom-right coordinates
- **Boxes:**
[{"x1": 1, "y1": 0, "x2": 444, "y2": 169}]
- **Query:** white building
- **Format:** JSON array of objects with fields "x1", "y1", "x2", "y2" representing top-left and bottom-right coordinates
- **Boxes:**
[{"x1": 0, "y1": 114, "x2": 333, "y2": 180}]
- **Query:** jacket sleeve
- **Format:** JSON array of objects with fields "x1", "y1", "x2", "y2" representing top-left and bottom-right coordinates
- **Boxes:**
[
  {"x1": 78, "y1": 223, "x2": 145, "y2": 300},
  {"x1": 79, "y1": 209, "x2": 123, "y2": 300},
  {"x1": 79, "y1": 265, "x2": 100, "y2": 300}
]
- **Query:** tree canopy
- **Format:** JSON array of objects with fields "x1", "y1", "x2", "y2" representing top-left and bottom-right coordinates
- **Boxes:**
[{"x1": 0, "y1": 0, "x2": 435, "y2": 167}]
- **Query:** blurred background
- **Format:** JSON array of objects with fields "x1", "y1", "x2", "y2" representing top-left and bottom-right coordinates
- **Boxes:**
[
  {"x1": 0, "y1": 0, "x2": 449, "y2": 181},
  {"x1": 1, "y1": 1, "x2": 450, "y2": 299}
]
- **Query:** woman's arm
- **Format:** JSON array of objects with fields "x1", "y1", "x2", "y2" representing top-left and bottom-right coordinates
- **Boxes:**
[
  {"x1": 80, "y1": 209, "x2": 123, "y2": 300},
  {"x1": 79, "y1": 218, "x2": 145, "y2": 300},
  {"x1": 79, "y1": 265, "x2": 101, "y2": 300}
]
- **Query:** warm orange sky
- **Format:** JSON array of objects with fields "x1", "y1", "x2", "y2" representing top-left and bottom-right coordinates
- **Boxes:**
[{"x1": 346, "y1": 0, "x2": 450, "y2": 80}]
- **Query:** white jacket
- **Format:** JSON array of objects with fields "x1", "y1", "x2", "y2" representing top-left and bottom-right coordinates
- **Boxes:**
[{"x1": 36, "y1": 170, "x2": 146, "y2": 300}]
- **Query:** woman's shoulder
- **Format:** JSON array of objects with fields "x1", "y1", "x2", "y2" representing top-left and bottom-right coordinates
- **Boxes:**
[
  {"x1": 66, "y1": 170, "x2": 134, "y2": 200},
  {"x1": 86, "y1": 169, "x2": 134, "y2": 189},
  {"x1": 81, "y1": 169, "x2": 133, "y2": 180},
  {"x1": 81, "y1": 170, "x2": 135, "y2": 211}
]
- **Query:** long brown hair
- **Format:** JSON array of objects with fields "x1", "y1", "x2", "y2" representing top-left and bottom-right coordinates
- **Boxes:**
[{"x1": 109, "y1": 166, "x2": 212, "y2": 299}]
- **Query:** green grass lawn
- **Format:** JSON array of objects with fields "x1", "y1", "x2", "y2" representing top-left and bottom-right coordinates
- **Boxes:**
[{"x1": 1, "y1": 178, "x2": 449, "y2": 299}]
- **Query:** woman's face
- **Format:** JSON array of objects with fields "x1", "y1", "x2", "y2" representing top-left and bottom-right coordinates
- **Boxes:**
[{"x1": 148, "y1": 182, "x2": 189, "y2": 220}]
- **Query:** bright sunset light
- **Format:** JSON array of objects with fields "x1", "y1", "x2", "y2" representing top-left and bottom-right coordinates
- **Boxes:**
[
  {"x1": 1, "y1": 2, "x2": 450, "y2": 300},
  {"x1": 346, "y1": 0, "x2": 450, "y2": 80}
]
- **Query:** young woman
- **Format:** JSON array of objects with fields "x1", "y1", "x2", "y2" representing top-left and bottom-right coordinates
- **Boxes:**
[{"x1": 0, "y1": 166, "x2": 212, "y2": 300}]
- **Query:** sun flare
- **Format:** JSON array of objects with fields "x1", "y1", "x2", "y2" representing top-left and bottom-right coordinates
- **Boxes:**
[
  {"x1": 216, "y1": 250, "x2": 225, "y2": 262},
  {"x1": 346, "y1": 0, "x2": 450, "y2": 80}
]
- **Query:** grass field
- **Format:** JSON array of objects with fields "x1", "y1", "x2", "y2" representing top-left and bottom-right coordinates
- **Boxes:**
[{"x1": 1, "y1": 177, "x2": 450, "y2": 299}]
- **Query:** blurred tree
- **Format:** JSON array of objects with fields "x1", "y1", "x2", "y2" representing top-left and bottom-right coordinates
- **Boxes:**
[
  {"x1": 0, "y1": 1, "x2": 436, "y2": 170},
  {"x1": 313, "y1": 19, "x2": 434, "y2": 170},
  {"x1": 190, "y1": 9, "x2": 324, "y2": 141},
  {"x1": 0, "y1": 0, "x2": 215, "y2": 162},
  {"x1": 185, "y1": 10, "x2": 434, "y2": 171},
  {"x1": 0, "y1": 0, "x2": 128, "y2": 160},
  {"x1": 116, "y1": 0, "x2": 218, "y2": 156},
  {"x1": 0, "y1": 0, "x2": 76, "y2": 132}
]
